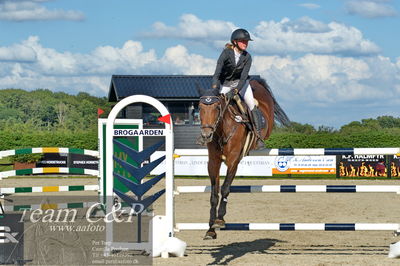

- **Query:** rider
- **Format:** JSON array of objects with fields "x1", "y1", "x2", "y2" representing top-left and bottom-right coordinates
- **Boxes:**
[{"x1": 211, "y1": 28, "x2": 264, "y2": 142}]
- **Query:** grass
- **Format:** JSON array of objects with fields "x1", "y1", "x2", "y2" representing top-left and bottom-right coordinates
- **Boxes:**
[{"x1": 0, "y1": 157, "x2": 12, "y2": 171}]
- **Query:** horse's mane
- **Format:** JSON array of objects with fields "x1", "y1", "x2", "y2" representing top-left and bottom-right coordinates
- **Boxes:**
[{"x1": 250, "y1": 77, "x2": 291, "y2": 127}]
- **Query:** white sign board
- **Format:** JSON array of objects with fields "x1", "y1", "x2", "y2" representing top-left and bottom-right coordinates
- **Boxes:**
[
  {"x1": 273, "y1": 155, "x2": 336, "y2": 174},
  {"x1": 151, "y1": 152, "x2": 273, "y2": 176}
]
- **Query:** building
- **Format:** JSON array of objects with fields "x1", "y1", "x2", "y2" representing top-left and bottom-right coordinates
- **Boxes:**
[{"x1": 108, "y1": 75, "x2": 212, "y2": 149}]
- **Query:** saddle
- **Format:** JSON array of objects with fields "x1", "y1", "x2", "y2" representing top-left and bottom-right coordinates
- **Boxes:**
[
  {"x1": 196, "y1": 90, "x2": 267, "y2": 157},
  {"x1": 227, "y1": 93, "x2": 267, "y2": 156}
]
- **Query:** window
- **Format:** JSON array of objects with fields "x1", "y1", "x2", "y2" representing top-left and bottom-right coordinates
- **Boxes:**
[
  {"x1": 141, "y1": 101, "x2": 200, "y2": 126},
  {"x1": 142, "y1": 104, "x2": 161, "y2": 125},
  {"x1": 166, "y1": 101, "x2": 199, "y2": 126}
]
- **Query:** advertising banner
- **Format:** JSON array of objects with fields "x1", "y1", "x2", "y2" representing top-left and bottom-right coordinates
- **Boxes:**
[
  {"x1": 36, "y1": 153, "x2": 99, "y2": 170},
  {"x1": 272, "y1": 155, "x2": 336, "y2": 174},
  {"x1": 36, "y1": 153, "x2": 67, "y2": 168},
  {"x1": 390, "y1": 155, "x2": 400, "y2": 177},
  {"x1": 150, "y1": 150, "x2": 336, "y2": 176},
  {"x1": 339, "y1": 155, "x2": 387, "y2": 177},
  {"x1": 151, "y1": 152, "x2": 273, "y2": 176},
  {"x1": 69, "y1": 154, "x2": 99, "y2": 170}
]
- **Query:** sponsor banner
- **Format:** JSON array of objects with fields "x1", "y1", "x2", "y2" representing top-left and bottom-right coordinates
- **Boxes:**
[
  {"x1": 150, "y1": 152, "x2": 273, "y2": 176},
  {"x1": 70, "y1": 154, "x2": 99, "y2": 170},
  {"x1": 36, "y1": 153, "x2": 67, "y2": 168},
  {"x1": 339, "y1": 155, "x2": 387, "y2": 177},
  {"x1": 36, "y1": 153, "x2": 98, "y2": 170},
  {"x1": 150, "y1": 150, "x2": 335, "y2": 176},
  {"x1": 273, "y1": 156, "x2": 336, "y2": 174},
  {"x1": 113, "y1": 129, "x2": 166, "y2": 137},
  {"x1": 390, "y1": 155, "x2": 400, "y2": 177}
]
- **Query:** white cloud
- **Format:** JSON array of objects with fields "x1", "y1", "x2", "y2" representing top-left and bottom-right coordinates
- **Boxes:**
[
  {"x1": 0, "y1": 0, "x2": 84, "y2": 21},
  {"x1": 159, "y1": 45, "x2": 215, "y2": 74},
  {"x1": 143, "y1": 14, "x2": 235, "y2": 40},
  {"x1": 299, "y1": 3, "x2": 321, "y2": 10},
  {"x1": 0, "y1": 43, "x2": 37, "y2": 62},
  {"x1": 143, "y1": 14, "x2": 380, "y2": 57},
  {"x1": 345, "y1": 0, "x2": 397, "y2": 18},
  {"x1": 252, "y1": 17, "x2": 380, "y2": 56},
  {"x1": 0, "y1": 36, "x2": 399, "y2": 127},
  {"x1": 0, "y1": 36, "x2": 215, "y2": 94},
  {"x1": 253, "y1": 54, "x2": 377, "y2": 104},
  {"x1": 252, "y1": 53, "x2": 400, "y2": 126}
]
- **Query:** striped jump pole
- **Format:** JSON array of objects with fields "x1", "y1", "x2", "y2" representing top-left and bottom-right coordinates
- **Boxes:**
[
  {"x1": 3, "y1": 201, "x2": 98, "y2": 212},
  {"x1": 176, "y1": 185, "x2": 400, "y2": 194},
  {"x1": 3, "y1": 201, "x2": 154, "y2": 214},
  {"x1": 174, "y1": 147, "x2": 400, "y2": 157},
  {"x1": 250, "y1": 147, "x2": 400, "y2": 156},
  {"x1": 0, "y1": 147, "x2": 99, "y2": 159},
  {"x1": 0, "y1": 184, "x2": 99, "y2": 194},
  {"x1": 0, "y1": 167, "x2": 99, "y2": 180},
  {"x1": 176, "y1": 223, "x2": 400, "y2": 232}
]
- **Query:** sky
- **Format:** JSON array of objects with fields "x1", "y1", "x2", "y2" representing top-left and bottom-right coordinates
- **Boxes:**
[{"x1": 0, "y1": 0, "x2": 399, "y2": 128}]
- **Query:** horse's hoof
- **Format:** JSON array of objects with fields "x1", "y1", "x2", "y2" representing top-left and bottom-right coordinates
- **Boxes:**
[
  {"x1": 211, "y1": 219, "x2": 225, "y2": 229},
  {"x1": 203, "y1": 231, "x2": 217, "y2": 240}
]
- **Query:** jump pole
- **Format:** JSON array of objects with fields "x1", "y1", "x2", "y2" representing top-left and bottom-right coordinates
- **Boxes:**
[
  {"x1": 174, "y1": 147, "x2": 400, "y2": 157},
  {"x1": 176, "y1": 185, "x2": 400, "y2": 194},
  {"x1": 176, "y1": 223, "x2": 400, "y2": 231},
  {"x1": 174, "y1": 148, "x2": 400, "y2": 235}
]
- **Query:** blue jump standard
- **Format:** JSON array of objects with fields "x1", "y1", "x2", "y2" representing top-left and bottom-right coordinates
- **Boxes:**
[{"x1": 220, "y1": 223, "x2": 357, "y2": 231}]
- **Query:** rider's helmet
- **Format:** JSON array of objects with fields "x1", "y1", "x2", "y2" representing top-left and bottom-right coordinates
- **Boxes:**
[{"x1": 230, "y1": 28, "x2": 253, "y2": 43}]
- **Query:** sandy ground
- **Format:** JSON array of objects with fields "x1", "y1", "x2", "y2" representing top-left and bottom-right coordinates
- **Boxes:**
[
  {"x1": 154, "y1": 178, "x2": 400, "y2": 266},
  {"x1": 1, "y1": 177, "x2": 400, "y2": 265}
]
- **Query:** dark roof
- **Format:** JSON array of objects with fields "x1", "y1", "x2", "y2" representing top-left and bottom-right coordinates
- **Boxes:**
[
  {"x1": 108, "y1": 75, "x2": 262, "y2": 102},
  {"x1": 108, "y1": 75, "x2": 213, "y2": 102}
]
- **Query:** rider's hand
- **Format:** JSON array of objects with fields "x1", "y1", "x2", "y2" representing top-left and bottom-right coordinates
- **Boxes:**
[{"x1": 225, "y1": 89, "x2": 235, "y2": 100}]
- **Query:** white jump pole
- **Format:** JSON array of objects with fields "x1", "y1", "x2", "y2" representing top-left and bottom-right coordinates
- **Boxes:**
[
  {"x1": 176, "y1": 185, "x2": 400, "y2": 194},
  {"x1": 176, "y1": 223, "x2": 400, "y2": 231}
]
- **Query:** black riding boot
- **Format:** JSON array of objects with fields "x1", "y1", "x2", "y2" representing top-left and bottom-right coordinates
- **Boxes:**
[{"x1": 251, "y1": 107, "x2": 265, "y2": 149}]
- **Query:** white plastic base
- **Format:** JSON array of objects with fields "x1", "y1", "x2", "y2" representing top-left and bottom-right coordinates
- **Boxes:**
[
  {"x1": 152, "y1": 215, "x2": 187, "y2": 257},
  {"x1": 388, "y1": 241, "x2": 400, "y2": 258}
]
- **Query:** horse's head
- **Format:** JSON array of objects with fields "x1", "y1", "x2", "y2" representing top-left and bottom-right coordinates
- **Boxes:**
[
  {"x1": 197, "y1": 86, "x2": 222, "y2": 143},
  {"x1": 199, "y1": 95, "x2": 222, "y2": 143}
]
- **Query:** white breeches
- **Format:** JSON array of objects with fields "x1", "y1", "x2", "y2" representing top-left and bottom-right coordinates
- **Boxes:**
[{"x1": 220, "y1": 80, "x2": 255, "y2": 110}]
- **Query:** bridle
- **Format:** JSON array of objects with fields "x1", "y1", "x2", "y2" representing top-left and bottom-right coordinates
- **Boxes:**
[{"x1": 199, "y1": 95, "x2": 230, "y2": 134}]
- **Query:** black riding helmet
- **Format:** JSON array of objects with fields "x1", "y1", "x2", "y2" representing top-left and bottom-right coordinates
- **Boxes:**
[{"x1": 230, "y1": 28, "x2": 253, "y2": 43}]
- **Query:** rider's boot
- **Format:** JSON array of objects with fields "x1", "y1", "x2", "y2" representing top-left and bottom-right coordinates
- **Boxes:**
[{"x1": 251, "y1": 107, "x2": 265, "y2": 149}]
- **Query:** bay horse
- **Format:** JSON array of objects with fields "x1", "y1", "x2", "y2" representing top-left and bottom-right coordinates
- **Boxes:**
[{"x1": 198, "y1": 77, "x2": 290, "y2": 240}]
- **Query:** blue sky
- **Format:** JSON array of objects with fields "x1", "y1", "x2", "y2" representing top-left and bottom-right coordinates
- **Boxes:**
[{"x1": 0, "y1": 0, "x2": 399, "y2": 128}]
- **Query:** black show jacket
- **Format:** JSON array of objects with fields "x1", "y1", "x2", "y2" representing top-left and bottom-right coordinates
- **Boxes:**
[{"x1": 212, "y1": 47, "x2": 252, "y2": 95}]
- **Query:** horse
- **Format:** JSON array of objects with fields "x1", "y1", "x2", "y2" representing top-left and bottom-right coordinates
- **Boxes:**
[{"x1": 198, "y1": 77, "x2": 290, "y2": 240}]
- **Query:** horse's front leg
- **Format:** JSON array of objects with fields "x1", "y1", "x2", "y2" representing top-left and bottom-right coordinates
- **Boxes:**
[
  {"x1": 204, "y1": 143, "x2": 222, "y2": 240},
  {"x1": 215, "y1": 158, "x2": 239, "y2": 228}
]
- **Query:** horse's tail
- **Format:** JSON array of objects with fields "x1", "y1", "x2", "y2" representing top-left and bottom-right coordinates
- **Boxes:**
[{"x1": 251, "y1": 76, "x2": 291, "y2": 127}]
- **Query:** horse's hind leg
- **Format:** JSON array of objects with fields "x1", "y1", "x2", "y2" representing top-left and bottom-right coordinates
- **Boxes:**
[{"x1": 204, "y1": 144, "x2": 222, "y2": 240}]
